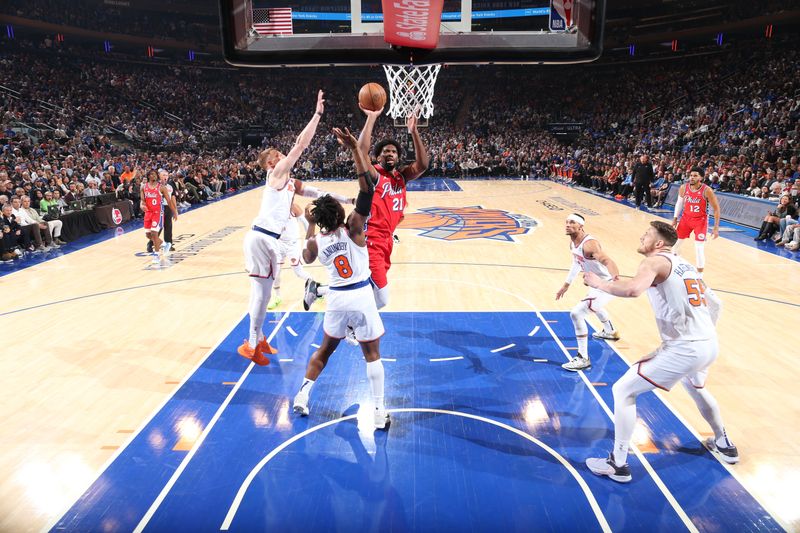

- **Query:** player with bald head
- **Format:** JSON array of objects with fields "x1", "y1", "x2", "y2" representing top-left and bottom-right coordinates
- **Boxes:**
[{"x1": 556, "y1": 213, "x2": 621, "y2": 372}]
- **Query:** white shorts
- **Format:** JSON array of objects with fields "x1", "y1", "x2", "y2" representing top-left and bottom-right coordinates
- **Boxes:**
[
  {"x1": 636, "y1": 338, "x2": 718, "y2": 391},
  {"x1": 277, "y1": 238, "x2": 301, "y2": 266},
  {"x1": 582, "y1": 287, "x2": 615, "y2": 311},
  {"x1": 323, "y1": 285, "x2": 385, "y2": 342},
  {"x1": 243, "y1": 230, "x2": 280, "y2": 279}
]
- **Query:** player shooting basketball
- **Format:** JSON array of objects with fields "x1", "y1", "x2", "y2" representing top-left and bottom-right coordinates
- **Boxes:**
[{"x1": 304, "y1": 95, "x2": 429, "y2": 327}]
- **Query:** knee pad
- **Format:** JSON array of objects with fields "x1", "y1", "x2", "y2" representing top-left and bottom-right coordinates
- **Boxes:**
[{"x1": 570, "y1": 303, "x2": 589, "y2": 336}]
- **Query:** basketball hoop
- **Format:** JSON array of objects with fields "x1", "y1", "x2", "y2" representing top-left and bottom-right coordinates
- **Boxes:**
[{"x1": 382, "y1": 64, "x2": 441, "y2": 121}]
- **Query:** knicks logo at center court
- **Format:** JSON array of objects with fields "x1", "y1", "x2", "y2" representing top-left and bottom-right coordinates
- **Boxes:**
[{"x1": 399, "y1": 206, "x2": 537, "y2": 242}]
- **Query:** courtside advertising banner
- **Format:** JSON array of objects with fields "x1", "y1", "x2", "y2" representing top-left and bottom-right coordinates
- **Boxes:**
[{"x1": 549, "y1": 0, "x2": 573, "y2": 31}]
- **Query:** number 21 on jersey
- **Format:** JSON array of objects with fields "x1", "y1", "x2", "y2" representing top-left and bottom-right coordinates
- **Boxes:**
[{"x1": 392, "y1": 197, "x2": 404, "y2": 212}]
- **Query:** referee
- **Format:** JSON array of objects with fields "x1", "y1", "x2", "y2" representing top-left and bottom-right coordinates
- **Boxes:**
[{"x1": 632, "y1": 154, "x2": 654, "y2": 208}]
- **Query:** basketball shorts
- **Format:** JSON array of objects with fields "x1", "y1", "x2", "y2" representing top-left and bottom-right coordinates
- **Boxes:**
[
  {"x1": 324, "y1": 284, "x2": 385, "y2": 342},
  {"x1": 676, "y1": 217, "x2": 708, "y2": 241},
  {"x1": 144, "y1": 210, "x2": 162, "y2": 232},
  {"x1": 582, "y1": 287, "x2": 615, "y2": 311},
  {"x1": 636, "y1": 337, "x2": 718, "y2": 391},
  {"x1": 243, "y1": 230, "x2": 280, "y2": 279},
  {"x1": 367, "y1": 237, "x2": 393, "y2": 289},
  {"x1": 277, "y1": 238, "x2": 301, "y2": 266}
]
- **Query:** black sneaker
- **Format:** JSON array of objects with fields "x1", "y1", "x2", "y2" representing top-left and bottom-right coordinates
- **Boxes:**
[
  {"x1": 303, "y1": 279, "x2": 319, "y2": 311},
  {"x1": 586, "y1": 453, "x2": 632, "y2": 483},
  {"x1": 704, "y1": 438, "x2": 739, "y2": 465},
  {"x1": 147, "y1": 241, "x2": 154, "y2": 253}
]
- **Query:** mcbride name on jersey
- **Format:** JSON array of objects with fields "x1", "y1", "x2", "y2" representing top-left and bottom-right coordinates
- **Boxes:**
[{"x1": 366, "y1": 164, "x2": 407, "y2": 239}]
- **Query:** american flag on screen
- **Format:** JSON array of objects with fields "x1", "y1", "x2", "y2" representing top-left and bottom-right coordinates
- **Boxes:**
[{"x1": 253, "y1": 7, "x2": 294, "y2": 35}]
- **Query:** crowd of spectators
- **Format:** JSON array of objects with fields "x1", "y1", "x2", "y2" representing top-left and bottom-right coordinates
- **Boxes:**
[{"x1": 2, "y1": 33, "x2": 799, "y2": 261}]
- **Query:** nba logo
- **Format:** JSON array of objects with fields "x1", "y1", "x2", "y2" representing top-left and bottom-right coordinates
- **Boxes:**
[{"x1": 550, "y1": 0, "x2": 573, "y2": 32}]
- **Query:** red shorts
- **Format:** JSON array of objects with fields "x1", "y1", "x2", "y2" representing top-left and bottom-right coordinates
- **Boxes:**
[
  {"x1": 144, "y1": 210, "x2": 162, "y2": 232},
  {"x1": 367, "y1": 237, "x2": 394, "y2": 289},
  {"x1": 676, "y1": 217, "x2": 707, "y2": 241}
]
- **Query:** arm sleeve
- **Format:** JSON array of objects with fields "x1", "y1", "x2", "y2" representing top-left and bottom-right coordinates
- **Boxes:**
[
  {"x1": 674, "y1": 196, "x2": 684, "y2": 219},
  {"x1": 565, "y1": 259, "x2": 581, "y2": 284},
  {"x1": 300, "y1": 184, "x2": 353, "y2": 204}
]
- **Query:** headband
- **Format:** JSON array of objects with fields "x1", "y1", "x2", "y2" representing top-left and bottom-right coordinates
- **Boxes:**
[{"x1": 566, "y1": 214, "x2": 585, "y2": 225}]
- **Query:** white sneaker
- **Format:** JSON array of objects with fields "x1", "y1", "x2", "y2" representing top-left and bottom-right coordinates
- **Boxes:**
[
  {"x1": 344, "y1": 325, "x2": 359, "y2": 346},
  {"x1": 786, "y1": 241, "x2": 800, "y2": 251},
  {"x1": 162, "y1": 242, "x2": 172, "y2": 254},
  {"x1": 586, "y1": 454, "x2": 632, "y2": 483},
  {"x1": 562, "y1": 355, "x2": 591, "y2": 372},
  {"x1": 292, "y1": 393, "x2": 309, "y2": 416},
  {"x1": 592, "y1": 330, "x2": 620, "y2": 341},
  {"x1": 374, "y1": 408, "x2": 390, "y2": 429},
  {"x1": 151, "y1": 253, "x2": 161, "y2": 265}
]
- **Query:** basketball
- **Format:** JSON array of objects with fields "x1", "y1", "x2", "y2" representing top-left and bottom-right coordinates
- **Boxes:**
[{"x1": 358, "y1": 82, "x2": 387, "y2": 111}]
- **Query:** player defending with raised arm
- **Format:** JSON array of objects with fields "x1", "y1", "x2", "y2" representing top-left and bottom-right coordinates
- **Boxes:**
[
  {"x1": 584, "y1": 221, "x2": 737, "y2": 483},
  {"x1": 239, "y1": 90, "x2": 325, "y2": 365},
  {"x1": 142, "y1": 169, "x2": 177, "y2": 265},
  {"x1": 671, "y1": 166, "x2": 720, "y2": 277},
  {"x1": 293, "y1": 126, "x2": 389, "y2": 429},
  {"x1": 557, "y1": 213, "x2": 621, "y2": 372},
  {"x1": 303, "y1": 104, "x2": 429, "y2": 312}
]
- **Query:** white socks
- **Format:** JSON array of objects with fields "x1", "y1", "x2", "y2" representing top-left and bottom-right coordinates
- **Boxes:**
[{"x1": 366, "y1": 360, "x2": 385, "y2": 410}]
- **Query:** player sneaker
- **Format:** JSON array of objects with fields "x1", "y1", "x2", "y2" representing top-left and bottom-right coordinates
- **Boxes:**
[
  {"x1": 162, "y1": 242, "x2": 172, "y2": 254},
  {"x1": 586, "y1": 454, "x2": 632, "y2": 483},
  {"x1": 344, "y1": 325, "x2": 359, "y2": 346},
  {"x1": 237, "y1": 340, "x2": 271, "y2": 366},
  {"x1": 592, "y1": 330, "x2": 620, "y2": 341},
  {"x1": 562, "y1": 354, "x2": 591, "y2": 371},
  {"x1": 151, "y1": 253, "x2": 161, "y2": 265},
  {"x1": 704, "y1": 437, "x2": 739, "y2": 465},
  {"x1": 267, "y1": 296, "x2": 282, "y2": 310},
  {"x1": 292, "y1": 392, "x2": 310, "y2": 416},
  {"x1": 374, "y1": 408, "x2": 390, "y2": 430},
  {"x1": 257, "y1": 336, "x2": 278, "y2": 355},
  {"x1": 303, "y1": 279, "x2": 319, "y2": 311}
]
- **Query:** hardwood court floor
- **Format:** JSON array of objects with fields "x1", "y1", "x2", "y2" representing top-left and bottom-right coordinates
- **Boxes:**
[{"x1": 0, "y1": 180, "x2": 797, "y2": 531}]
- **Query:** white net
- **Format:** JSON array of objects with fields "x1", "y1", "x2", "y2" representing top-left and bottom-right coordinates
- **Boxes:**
[{"x1": 382, "y1": 64, "x2": 442, "y2": 120}]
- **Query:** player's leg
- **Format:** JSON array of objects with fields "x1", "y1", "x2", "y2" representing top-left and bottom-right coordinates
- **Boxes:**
[
  {"x1": 368, "y1": 239, "x2": 391, "y2": 310},
  {"x1": 589, "y1": 289, "x2": 620, "y2": 340},
  {"x1": 354, "y1": 306, "x2": 388, "y2": 429},
  {"x1": 683, "y1": 340, "x2": 739, "y2": 464},
  {"x1": 586, "y1": 363, "x2": 655, "y2": 482},
  {"x1": 693, "y1": 219, "x2": 708, "y2": 275},
  {"x1": 563, "y1": 298, "x2": 592, "y2": 371},
  {"x1": 268, "y1": 262, "x2": 283, "y2": 310},
  {"x1": 240, "y1": 233, "x2": 277, "y2": 364},
  {"x1": 294, "y1": 311, "x2": 345, "y2": 415}
]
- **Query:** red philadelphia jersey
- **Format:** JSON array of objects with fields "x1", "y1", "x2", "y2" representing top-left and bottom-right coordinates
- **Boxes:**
[
  {"x1": 681, "y1": 184, "x2": 708, "y2": 221},
  {"x1": 143, "y1": 183, "x2": 162, "y2": 213},
  {"x1": 366, "y1": 164, "x2": 407, "y2": 240}
]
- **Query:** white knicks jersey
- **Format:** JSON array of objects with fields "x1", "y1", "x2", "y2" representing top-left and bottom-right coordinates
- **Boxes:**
[
  {"x1": 647, "y1": 253, "x2": 717, "y2": 342},
  {"x1": 316, "y1": 227, "x2": 370, "y2": 287},
  {"x1": 571, "y1": 235, "x2": 613, "y2": 281},
  {"x1": 252, "y1": 173, "x2": 301, "y2": 234}
]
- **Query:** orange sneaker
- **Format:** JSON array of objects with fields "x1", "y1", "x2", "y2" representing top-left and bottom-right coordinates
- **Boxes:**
[
  {"x1": 258, "y1": 337, "x2": 278, "y2": 355},
  {"x1": 237, "y1": 340, "x2": 270, "y2": 366}
]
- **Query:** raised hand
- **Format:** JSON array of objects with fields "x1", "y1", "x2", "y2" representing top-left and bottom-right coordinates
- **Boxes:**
[
  {"x1": 359, "y1": 103, "x2": 383, "y2": 119},
  {"x1": 332, "y1": 127, "x2": 358, "y2": 150},
  {"x1": 316, "y1": 90, "x2": 325, "y2": 115}
]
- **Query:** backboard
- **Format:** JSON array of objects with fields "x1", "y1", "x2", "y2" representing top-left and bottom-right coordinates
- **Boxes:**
[{"x1": 219, "y1": 0, "x2": 606, "y2": 67}]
